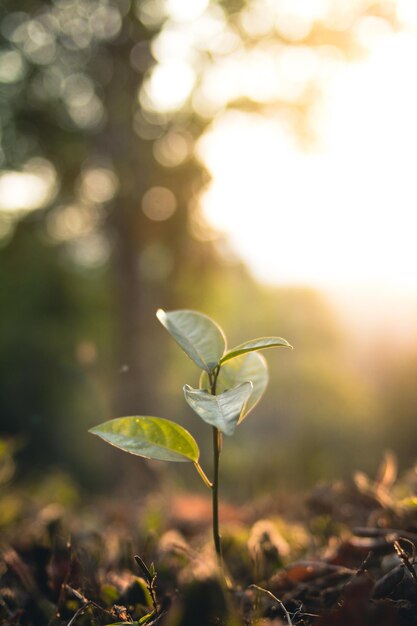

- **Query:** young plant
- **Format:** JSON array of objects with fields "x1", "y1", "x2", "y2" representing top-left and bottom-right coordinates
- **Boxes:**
[{"x1": 89, "y1": 310, "x2": 292, "y2": 568}]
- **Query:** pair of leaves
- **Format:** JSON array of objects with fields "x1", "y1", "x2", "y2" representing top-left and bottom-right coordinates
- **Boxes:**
[
  {"x1": 159, "y1": 308, "x2": 290, "y2": 436},
  {"x1": 184, "y1": 349, "x2": 270, "y2": 436},
  {"x1": 156, "y1": 308, "x2": 291, "y2": 373},
  {"x1": 90, "y1": 310, "x2": 292, "y2": 464},
  {"x1": 199, "y1": 350, "x2": 270, "y2": 424},
  {"x1": 184, "y1": 381, "x2": 253, "y2": 437}
]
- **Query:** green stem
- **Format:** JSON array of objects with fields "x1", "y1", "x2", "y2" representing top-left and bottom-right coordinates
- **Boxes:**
[
  {"x1": 212, "y1": 425, "x2": 223, "y2": 566},
  {"x1": 209, "y1": 365, "x2": 223, "y2": 567}
]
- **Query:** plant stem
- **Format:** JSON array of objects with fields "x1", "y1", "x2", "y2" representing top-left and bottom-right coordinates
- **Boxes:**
[
  {"x1": 209, "y1": 365, "x2": 223, "y2": 567},
  {"x1": 212, "y1": 425, "x2": 223, "y2": 566}
]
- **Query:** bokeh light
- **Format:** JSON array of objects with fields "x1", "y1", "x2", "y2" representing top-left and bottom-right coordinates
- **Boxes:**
[
  {"x1": 79, "y1": 167, "x2": 119, "y2": 204},
  {"x1": 0, "y1": 159, "x2": 57, "y2": 212},
  {"x1": 0, "y1": 49, "x2": 26, "y2": 82},
  {"x1": 153, "y1": 130, "x2": 191, "y2": 167},
  {"x1": 165, "y1": 0, "x2": 209, "y2": 22},
  {"x1": 46, "y1": 203, "x2": 103, "y2": 242},
  {"x1": 142, "y1": 186, "x2": 177, "y2": 221},
  {"x1": 141, "y1": 61, "x2": 196, "y2": 113}
]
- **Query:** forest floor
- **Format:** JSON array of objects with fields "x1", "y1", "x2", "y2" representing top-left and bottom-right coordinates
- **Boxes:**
[{"x1": 1, "y1": 453, "x2": 417, "y2": 626}]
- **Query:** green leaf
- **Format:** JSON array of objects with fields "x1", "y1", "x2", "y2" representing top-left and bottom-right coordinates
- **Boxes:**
[
  {"x1": 221, "y1": 336, "x2": 292, "y2": 364},
  {"x1": 183, "y1": 382, "x2": 253, "y2": 436},
  {"x1": 89, "y1": 416, "x2": 199, "y2": 463},
  {"x1": 156, "y1": 309, "x2": 226, "y2": 373},
  {"x1": 200, "y1": 352, "x2": 268, "y2": 422}
]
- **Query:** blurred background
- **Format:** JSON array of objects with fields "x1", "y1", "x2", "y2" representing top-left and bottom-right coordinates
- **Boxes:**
[{"x1": 1, "y1": 0, "x2": 417, "y2": 503}]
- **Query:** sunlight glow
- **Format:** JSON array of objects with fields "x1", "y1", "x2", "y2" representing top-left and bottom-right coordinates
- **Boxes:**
[
  {"x1": 0, "y1": 159, "x2": 57, "y2": 213},
  {"x1": 197, "y1": 29, "x2": 417, "y2": 294},
  {"x1": 397, "y1": 0, "x2": 417, "y2": 30},
  {"x1": 165, "y1": 0, "x2": 209, "y2": 22},
  {"x1": 141, "y1": 61, "x2": 195, "y2": 112},
  {"x1": 142, "y1": 186, "x2": 177, "y2": 221}
]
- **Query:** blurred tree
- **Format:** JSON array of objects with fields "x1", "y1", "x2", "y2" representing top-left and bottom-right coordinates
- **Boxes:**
[{"x1": 0, "y1": 0, "x2": 218, "y2": 467}]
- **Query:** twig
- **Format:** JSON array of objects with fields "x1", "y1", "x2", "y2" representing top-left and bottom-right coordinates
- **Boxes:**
[
  {"x1": 291, "y1": 601, "x2": 320, "y2": 621},
  {"x1": 66, "y1": 601, "x2": 94, "y2": 626},
  {"x1": 356, "y1": 551, "x2": 373, "y2": 576},
  {"x1": 65, "y1": 585, "x2": 115, "y2": 624},
  {"x1": 249, "y1": 584, "x2": 293, "y2": 626},
  {"x1": 49, "y1": 538, "x2": 74, "y2": 626},
  {"x1": 393, "y1": 539, "x2": 417, "y2": 585}
]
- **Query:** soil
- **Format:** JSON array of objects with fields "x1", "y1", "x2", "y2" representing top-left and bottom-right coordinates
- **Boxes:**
[{"x1": 1, "y1": 455, "x2": 417, "y2": 625}]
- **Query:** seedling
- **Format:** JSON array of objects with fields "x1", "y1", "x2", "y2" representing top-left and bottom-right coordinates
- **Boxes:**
[{"x1": 89, "y1": 310, "x2": 292, "y2": 570}]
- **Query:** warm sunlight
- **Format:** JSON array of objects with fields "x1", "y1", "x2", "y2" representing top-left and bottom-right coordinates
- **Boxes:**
[
  {"x1": 197, "y1": 29, "x2": 417, "y2": 294},
  {"x1": 5, "y1": 5, "x2": 417, "y2": 623},
  {"x1": 134, "y1": 0, "x2": 417, "y2": 297},
  {"x1": 0, "y1": 159, "x2": 57, "y2": 213},
  {"x1": 3, "y1": 1, "x2": 417, "y2": 300}
]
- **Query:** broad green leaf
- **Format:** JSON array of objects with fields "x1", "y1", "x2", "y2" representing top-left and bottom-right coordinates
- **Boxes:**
[
  {"x1": 89, "y1": 416, "x2": 199, "y2": 463},
  {"x1": 221, "y1": 336, "x2": 292, "y2": 364},
  {"x1": 156, "y1": 309, "x2": 226, "y2": 373},
  {"x1": 200, "y1": 352, "x2": 268, "y2": 422},
  {"x1": 183, "y1": 381, "x2": 253, "y2": 436}
]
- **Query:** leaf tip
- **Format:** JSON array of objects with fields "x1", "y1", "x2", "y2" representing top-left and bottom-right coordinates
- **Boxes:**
[{"x1": 156, "y1": 308, "x2": 166, "y2": 322}]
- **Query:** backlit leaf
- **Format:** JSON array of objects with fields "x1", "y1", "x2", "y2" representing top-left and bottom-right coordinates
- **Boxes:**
[
  {"x1": 89, "y1": 416, "x2": 199, "y2": 462},
  {"x1": 184, "y1": 382, "x2": 253, "y2": 436},
  {"x1": 156, "y1": 309, "x2": 226, "y2": 373},
  {"x1": 221, "y1": 336, "x2": 292, "y2": 364},
  {"x1": 200, "y1": 352, "x2": 268, "y2": 422}
]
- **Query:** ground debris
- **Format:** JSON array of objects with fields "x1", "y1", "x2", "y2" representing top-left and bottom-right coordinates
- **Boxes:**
[{"x1": 1, "y1": 460, "x2": 417, "y2": 625}]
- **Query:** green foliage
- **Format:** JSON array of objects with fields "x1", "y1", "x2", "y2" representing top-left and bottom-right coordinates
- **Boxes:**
[
  {"x1": 200, "y1": 352, "x2": 269, "y2": 422},
  {"x1": 183, "y1": 382, "x2": 253, "y2": 436},
  {"x1": 220, "y1": 337, "x2": 292, "y2": 364},
  {"x1": 156, "y1": 309, "x2": 226, "y2": 373},
  {"x1": 89, "y1": 416, "x2": 199, "y2": 463},
  {"x1": 90, "y1": 309, "x2": 292, "y2": 564}
]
